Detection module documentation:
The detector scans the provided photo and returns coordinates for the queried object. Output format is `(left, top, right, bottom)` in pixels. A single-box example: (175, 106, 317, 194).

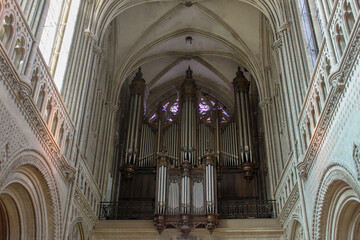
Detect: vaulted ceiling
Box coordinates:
(98, 0, 279, 112)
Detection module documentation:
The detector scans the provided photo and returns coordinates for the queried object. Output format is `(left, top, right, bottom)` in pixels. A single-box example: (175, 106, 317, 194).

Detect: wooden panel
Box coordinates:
(219, 172, 257, 199)
(119, 172, 155, 199)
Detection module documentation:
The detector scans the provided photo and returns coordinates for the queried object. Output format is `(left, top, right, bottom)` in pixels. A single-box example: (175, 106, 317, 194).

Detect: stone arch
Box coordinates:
(290, 218, 305, 240)
(334, 23, 346, 56)
(343, 0, 355, 36)
(68, 217, 86, 240)
(0, 149, 61, 239)
(12, 36, 26, 71)
(0, 13, 15, 50)
(312, 164, 360, 240)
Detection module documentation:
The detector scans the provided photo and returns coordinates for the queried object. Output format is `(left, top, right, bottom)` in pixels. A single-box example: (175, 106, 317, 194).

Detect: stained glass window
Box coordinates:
(149, 113, 157, 121)
(162, 102, 169, 111)
(170, 102, 179, 113)
(199, 103, 210, 115)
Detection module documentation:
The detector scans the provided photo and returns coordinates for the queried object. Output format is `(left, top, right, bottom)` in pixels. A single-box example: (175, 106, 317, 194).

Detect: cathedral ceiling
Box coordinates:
(97, 0, 279, 110)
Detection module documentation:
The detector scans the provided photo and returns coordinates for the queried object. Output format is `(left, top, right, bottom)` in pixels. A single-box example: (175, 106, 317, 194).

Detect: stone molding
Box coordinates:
(0, 45, 76, 184)
(278, 183, 300, 224)
(299, 19, 360, 179)
(353, 142, 360, 180)
(74, 185, 98, 227)
(312, 163, 360, 240)
(0, 149, 62, 239)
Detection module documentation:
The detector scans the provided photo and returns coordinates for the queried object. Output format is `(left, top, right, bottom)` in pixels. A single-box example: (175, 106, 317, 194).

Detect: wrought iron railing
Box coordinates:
(99, 199, 155, 220)
(218, 200, 276, 219)
(100, 199, 276, 220)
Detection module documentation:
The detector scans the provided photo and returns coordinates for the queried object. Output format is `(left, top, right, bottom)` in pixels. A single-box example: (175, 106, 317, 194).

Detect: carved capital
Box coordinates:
(84, 29, 97, 42)
(92, 44, 103, 55)
(259, 98, 272, 110)
(60, 161, 76, 183)
(105, 102, 118, 112)
(330, 71, 346, 90)
(272, 38, 283, 52)
(296, 161, 307, 180)
(277, 22, 290, 34)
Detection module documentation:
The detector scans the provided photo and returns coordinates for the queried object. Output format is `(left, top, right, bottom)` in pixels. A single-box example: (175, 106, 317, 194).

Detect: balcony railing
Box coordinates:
(99, 199, 155, 220)
(100, 199, 276, 220)
(218, 200, 276, 219)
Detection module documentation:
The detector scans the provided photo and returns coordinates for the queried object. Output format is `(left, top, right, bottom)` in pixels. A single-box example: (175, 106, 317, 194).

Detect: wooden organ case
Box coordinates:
(118, 67, 270, 237)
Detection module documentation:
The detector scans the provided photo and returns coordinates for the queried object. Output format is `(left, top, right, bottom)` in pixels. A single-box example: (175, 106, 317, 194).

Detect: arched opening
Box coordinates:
(0, 162, 57, 240)
(13, 37, 26, 71)
(322, 181, 360, 240)
(0, 15, 14, 50)
(51, 111, 58, 136)
(45, 100, 52, 124)
(290, 220, 305, 240)
(343, 1, 355, 35)
(0, 183, 36, 239)
(335, 24, 346, 56)
(69, 221, 85, 240)
(31, 68, 39, 98)
(36, 85, 46, 111)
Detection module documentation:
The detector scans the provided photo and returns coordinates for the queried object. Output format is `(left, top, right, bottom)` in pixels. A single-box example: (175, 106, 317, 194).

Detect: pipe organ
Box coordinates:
(120, 66, 263, 237)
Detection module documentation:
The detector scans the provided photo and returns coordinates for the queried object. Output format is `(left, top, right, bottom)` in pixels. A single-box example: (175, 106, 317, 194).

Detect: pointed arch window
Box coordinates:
(298, 0, 319, 67)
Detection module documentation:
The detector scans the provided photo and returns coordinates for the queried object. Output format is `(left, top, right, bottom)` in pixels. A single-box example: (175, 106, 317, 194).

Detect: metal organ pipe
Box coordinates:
(157, 118, 161, 153)
(125, 95, 134, 162)
(204, 148, 216, 214)
(245, 93, 253, 161)
(240, 92, 248, 151)
(236, 94, 244, 163)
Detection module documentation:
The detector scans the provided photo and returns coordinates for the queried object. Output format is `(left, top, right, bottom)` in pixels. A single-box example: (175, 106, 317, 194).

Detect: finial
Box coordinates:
(136, 67, 143, 78)
(186, 65, 193, 78)
(236, 66, 245, 78)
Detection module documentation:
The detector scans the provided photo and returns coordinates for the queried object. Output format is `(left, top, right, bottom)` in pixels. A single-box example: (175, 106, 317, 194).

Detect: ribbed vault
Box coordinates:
(95, 0, 278, 108)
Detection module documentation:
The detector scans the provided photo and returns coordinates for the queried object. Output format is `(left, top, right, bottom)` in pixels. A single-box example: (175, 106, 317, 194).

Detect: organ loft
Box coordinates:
(104, 66, 273, 237)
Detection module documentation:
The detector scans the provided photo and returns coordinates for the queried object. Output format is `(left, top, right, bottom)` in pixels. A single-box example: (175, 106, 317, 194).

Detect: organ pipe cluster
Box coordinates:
(233, 67, 257, 181)
(123, 67, 146, 180)
(180, 66, 197, 165)
(121, 66, 258, 236)
(155, 147, 169, 215)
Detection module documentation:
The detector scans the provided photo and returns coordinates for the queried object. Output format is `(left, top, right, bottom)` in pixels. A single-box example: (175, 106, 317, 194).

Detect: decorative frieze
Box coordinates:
(278, 183, 300, 224)
(299, 18, 360, 179)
